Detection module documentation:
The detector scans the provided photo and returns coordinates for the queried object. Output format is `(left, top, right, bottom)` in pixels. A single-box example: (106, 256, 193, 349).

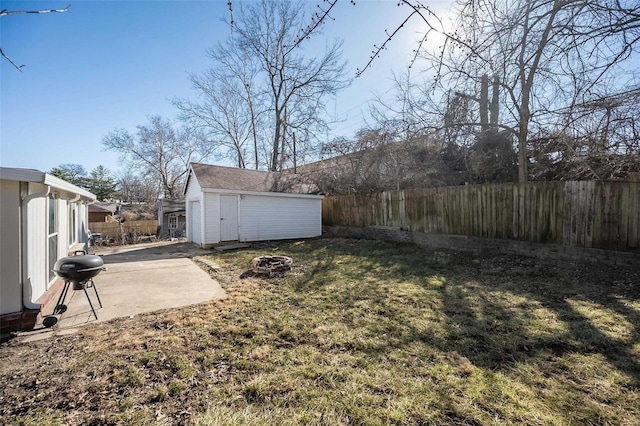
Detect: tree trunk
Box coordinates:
(490, 75, 499, 127)
(271, 111, 282, 171)
(480, 74, 489, 131)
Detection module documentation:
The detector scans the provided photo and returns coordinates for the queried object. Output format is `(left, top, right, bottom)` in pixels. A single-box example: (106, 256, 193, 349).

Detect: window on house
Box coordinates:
(68, 203, 77, 246)
(169, 215, 178, 238)
(48, 194, 58, 282)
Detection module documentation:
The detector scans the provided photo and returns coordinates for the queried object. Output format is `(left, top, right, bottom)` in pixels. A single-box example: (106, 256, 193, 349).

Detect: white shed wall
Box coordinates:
(190, 201, 202, 245)
(239, 195, 322, 242)
(0, 180, 22, 314)
(185, 175, 203, 244)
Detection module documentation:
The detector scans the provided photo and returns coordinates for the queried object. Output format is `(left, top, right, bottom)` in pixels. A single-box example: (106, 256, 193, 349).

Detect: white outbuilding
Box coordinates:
(184, 163, 323, 248)
(0, 167, 96, 332)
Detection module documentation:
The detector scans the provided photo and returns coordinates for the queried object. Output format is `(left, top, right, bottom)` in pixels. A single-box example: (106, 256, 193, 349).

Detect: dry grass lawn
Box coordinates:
(1, 237, 639, 425)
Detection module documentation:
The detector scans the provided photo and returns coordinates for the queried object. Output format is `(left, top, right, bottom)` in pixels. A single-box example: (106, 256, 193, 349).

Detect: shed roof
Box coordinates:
(93, 202, 119, 214)
(188, 163, 320, 195)
(88, 204, 113, 214)
(160, 199, 186, 215)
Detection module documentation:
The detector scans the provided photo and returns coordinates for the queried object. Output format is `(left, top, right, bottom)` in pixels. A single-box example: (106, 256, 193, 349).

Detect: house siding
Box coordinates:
(0, 169, 95, 331)
(0, 180, 22, 315)
(1, 182, 92, 316)
(239, 195, 322, 242)
(56, 197, 68, 270)
(25, 183, 48, 304)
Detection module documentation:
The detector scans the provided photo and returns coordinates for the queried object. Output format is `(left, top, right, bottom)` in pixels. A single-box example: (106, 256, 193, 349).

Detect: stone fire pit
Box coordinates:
(252, 255, 293, 277)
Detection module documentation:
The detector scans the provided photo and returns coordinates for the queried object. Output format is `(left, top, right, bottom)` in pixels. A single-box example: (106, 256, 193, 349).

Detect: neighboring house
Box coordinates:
(0, 167, 96, 332)
(184, 163, 323, 248)
(88, 203, 115, 222)
(158, 199, 186, 239)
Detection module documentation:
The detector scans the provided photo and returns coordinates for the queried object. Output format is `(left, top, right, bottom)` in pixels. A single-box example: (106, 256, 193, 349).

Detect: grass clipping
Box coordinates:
(1, 237, 639, 425)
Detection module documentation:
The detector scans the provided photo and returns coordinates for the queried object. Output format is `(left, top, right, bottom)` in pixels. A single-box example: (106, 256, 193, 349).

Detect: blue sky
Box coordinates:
(1, 0, 456, 176)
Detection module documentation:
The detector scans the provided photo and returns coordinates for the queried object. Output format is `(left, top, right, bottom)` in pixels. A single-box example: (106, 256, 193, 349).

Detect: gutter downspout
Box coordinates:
(68, 194, 87, 252)
(20, 185, 50, 310)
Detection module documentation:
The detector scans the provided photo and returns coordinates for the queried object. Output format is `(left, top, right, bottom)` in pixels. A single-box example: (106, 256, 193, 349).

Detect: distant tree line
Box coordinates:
(49, 164, 118, 201)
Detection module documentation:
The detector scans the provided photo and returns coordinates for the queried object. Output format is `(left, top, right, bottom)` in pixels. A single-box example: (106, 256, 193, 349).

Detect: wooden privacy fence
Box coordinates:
(88, 220, 158, 238)
(322, 180, 640, 252)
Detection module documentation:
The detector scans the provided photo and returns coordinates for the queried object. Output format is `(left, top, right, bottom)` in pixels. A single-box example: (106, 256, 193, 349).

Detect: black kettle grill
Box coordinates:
(53, 253, 105, 289)
(44, 251, 105, 327)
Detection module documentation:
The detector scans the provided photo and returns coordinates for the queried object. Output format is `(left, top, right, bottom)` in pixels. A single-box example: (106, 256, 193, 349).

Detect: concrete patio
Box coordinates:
(21, 240, 227, 342)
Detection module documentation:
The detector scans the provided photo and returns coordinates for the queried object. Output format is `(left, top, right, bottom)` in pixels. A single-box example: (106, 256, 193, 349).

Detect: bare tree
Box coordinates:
(102, 116, 213, 199)
(529, 88, 640, 180)
(175, 40, 264, 169)
(0, 5, 70, 71)
(298, 127, 466, 195)
(184, 0, 350, 171)
(437, 0, 640, 182)
(116, 170, 161, 203)
(291, 0, 639, 183)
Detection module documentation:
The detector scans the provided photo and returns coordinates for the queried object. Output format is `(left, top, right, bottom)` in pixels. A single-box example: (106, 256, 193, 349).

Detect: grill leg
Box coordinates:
(52, 281, 71, 315)
(87, 279, 102, 308)
(82, 284, 99, 321)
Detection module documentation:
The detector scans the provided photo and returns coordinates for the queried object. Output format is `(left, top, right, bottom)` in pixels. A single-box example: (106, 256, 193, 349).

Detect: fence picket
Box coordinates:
(323, 180, 637, 252)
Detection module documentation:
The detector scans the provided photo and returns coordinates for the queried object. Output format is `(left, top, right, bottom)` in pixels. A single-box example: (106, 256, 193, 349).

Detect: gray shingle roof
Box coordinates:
(189, 163, 320, 194)
(88, 204, 114, 213)
(160, 199, 186, 214)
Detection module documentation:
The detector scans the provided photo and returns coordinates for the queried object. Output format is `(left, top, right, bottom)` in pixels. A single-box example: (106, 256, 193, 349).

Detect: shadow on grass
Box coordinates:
(287, 237, 640, 387)
(95, 241, 209, 264)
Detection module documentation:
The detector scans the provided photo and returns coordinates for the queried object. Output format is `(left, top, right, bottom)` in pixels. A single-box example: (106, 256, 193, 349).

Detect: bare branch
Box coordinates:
(0, 46, 24, 72)
(292, 0, 340, 48)
(227, 0, 234, 29)
(0, 5, 70, 71)
(357, 0, 489, 78)
(0, 5, 70, 16)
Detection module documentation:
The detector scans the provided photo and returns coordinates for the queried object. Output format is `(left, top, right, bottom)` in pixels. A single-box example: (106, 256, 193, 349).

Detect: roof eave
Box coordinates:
(44, 174, 96, 200)
(201, 187, 324, 199)
(1, 167, 96, 201)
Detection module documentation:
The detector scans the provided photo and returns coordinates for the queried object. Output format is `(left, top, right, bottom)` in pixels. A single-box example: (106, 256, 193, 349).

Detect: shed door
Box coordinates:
(190, 201, 202, 245)
(220, 195, 238, 241)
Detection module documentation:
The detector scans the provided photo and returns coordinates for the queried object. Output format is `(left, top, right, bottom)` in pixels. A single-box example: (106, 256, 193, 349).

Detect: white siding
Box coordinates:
(185, 174, 202, 201)
(1, 172, 95, 318)
(25, 183, 48, 304)
(239, 195, 322, 242)
(78, 203, 89, 249)
(190, 201, 202, 245)
(185, 174, 203, 244)
(0, 180, 21, 314)
(203, 192, 220, 245)
(56, 197, 68, 262)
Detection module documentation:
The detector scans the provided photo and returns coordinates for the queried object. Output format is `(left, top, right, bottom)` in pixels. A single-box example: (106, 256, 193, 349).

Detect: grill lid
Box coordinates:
(53, 254, 104, 282)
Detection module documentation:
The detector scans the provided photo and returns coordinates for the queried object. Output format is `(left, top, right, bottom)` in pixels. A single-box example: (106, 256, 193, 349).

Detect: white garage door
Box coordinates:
(190, 201, 202, 245)
(239, 195, 322, 241)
